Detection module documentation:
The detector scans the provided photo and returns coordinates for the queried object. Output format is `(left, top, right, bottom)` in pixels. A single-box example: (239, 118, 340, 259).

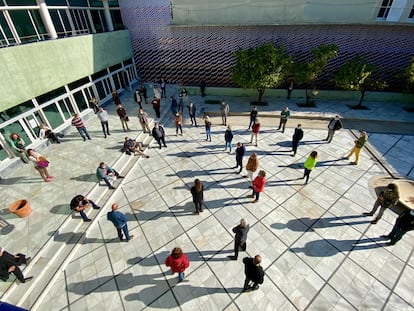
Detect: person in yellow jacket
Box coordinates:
(346, 131, 368, 165)
(303, 151, 318, 185)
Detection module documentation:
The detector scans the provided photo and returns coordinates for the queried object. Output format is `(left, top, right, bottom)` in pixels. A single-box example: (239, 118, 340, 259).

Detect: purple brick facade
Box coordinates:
(120, 0, 414, 90)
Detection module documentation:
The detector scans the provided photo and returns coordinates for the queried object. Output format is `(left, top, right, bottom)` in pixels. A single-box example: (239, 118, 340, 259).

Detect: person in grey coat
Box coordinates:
(228, 218, 250, 260)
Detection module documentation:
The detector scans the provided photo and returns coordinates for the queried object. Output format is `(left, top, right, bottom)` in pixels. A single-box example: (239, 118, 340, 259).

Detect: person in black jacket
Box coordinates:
(152, 123, 167, 149)
(382, 210, 414, 245)
(324, 115, 343, 143)
(242, 255, 264, 292)
(228, 218, 249, 260)
(224, 125, 234, 152)
(292, 123, 304, 156)
(190, 179, 204, 215)
(248, 106, 258, 130)
(234, 142, 246, 174)
(0, 247, 32, 283)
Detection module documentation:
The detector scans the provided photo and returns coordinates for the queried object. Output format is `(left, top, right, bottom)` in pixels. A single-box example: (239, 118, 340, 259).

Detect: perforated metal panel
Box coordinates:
(120, 0, 414, 90)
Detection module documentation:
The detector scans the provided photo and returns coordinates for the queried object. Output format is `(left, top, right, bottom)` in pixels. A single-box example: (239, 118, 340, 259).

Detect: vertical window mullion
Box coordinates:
(27, 10, 40, 41)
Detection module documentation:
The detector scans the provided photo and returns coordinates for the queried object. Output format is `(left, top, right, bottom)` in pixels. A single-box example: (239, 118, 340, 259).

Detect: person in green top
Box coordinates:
(346, 131, 368, 165)
(363, 183, 400, 224)
(277, 107, 290, 133)
(303, 151, 318, 185)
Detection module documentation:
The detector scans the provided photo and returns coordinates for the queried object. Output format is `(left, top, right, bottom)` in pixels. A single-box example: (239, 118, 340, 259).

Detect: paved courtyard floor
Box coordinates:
(1, 88, 414, 310)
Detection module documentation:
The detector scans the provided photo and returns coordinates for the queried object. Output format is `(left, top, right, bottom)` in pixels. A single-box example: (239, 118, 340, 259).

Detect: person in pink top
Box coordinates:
(247, 170, 266, 203)
(165, 247, 190, 282)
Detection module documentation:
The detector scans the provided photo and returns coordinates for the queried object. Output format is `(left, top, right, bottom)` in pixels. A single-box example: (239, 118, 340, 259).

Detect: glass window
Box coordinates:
(0, 101, 35, 125)
(108, 0, 119, 7)
(5, 0, 37, 5)
(124, 59, 133, 66)
(89, 0, 102, 7)
(90, 10, 106, 33)
(113, 73, 121, 90)
(9, 10, 37, 43)
(30, 10, 46, 36)
(377, 0, 393, 19)
(58, 98, 75, 120)
(95, 80, 106, 100)
(109, 63, 122, 72)
(36, 87, 66, 104)
(68, 77, 90, 90)
(68, 0, 88, 7)
(409, 5, 414, 19)
(0, 141, 9, 161)
(92, 69, 108, 80)
(73, 90, 88, 111)
(43, 103, 64, 128)
(0, 12, 16, 46)
(50, 10, 65, 35)
(45, 0, 67, 5)
(110, 10, 123, 30)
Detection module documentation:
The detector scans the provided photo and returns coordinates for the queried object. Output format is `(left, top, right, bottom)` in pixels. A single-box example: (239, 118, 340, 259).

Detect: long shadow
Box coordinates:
(316, 158, 350, 167)
(301, 140, 326, 145)
(70, 173, 98, 182)
(0, 177, 42, 185)
(49, 230, 119, 245)
(49, 204, 71, 215)
(67, 272, 241, 308)
(290, 237, 388, 257)
(271, 215, 371, 232)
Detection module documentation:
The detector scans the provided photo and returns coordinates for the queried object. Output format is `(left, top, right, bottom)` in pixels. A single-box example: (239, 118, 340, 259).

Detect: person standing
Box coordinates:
(116, 104, 130, 131)
(363, 183, 400, 224)
(178, 86, 188, 111)
(346, 131, 368, 165)
(250, 118, 261, 147)
(151, 96, 161, 118)
(153, 84, 161, 100)
(96, 162, 124, 189)
(248, 106, 258, 130)
(277, 107, 290, 133)
(89, 97, 100, 113)
(292, 124, 304, 156)
(224, 125, 234, 152)
(138, 108, 151, 134)
(188, 102, 197, 126)
(70, 195, 100, 222)
(287, 80, 294, 100)
(381, 210, 414, 246)
(242, 255, 264, 292)
(303, 151, 318, 185)
(139, 83, 148, 104)
(325, 115, 343, 143)
(247, 170, 266, 203)
(160, 78, 167, 98)
(165, 247, 190, 282)
(152, 123, 167, 149)
(134, 88, 143, 109)
(228, 218, 249, 260)
(97, 107, 110, 138)
(204, 115, 212, 142)
(245, 153, 259, 187)
(174, 112, 183, 136)
(71, 113, 91, 141)
(234, 142, 246, 174)
(200, 80, 206, 97)
(107, 203, 134, 241)
(9, 133, 29, 163)
(27, 149, 53, 182)
(112, 89, 121, 106)
(190, 179, 204, 215)
(170, 96, 178, 115)
(0, 247, 33, 283)
(220, 101, 229, 126)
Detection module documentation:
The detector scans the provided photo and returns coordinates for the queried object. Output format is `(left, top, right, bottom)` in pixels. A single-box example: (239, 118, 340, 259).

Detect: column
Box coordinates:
(37, 0, 58, 39)
(102, 0, 114, 31)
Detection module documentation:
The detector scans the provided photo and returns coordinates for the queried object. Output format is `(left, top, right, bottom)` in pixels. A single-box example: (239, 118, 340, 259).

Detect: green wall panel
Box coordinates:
(0, 30, 133, 111)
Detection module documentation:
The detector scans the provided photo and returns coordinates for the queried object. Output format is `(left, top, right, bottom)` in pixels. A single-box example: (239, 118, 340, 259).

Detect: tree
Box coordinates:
(404, 56, 414, 91)
(335, 55, 387, 108)
(232, 43, 292, 103)
(294, 44, 339, 105)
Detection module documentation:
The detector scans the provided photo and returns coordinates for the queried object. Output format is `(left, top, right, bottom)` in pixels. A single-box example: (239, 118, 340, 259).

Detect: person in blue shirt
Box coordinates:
(107, 203, 134, 242)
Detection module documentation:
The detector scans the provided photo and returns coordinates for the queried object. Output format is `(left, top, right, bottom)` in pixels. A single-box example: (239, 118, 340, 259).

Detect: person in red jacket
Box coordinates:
(250, 118, 261, 147)
(247, 170, 266, 203)
(165, 247, 190, 282)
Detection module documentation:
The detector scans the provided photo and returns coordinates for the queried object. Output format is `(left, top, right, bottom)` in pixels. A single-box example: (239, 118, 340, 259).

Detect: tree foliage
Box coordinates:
(232, 43, 292, 103)
(404, 56, 414, 91)
(335, 55, 387, 107)
(293, 44, 339, 105)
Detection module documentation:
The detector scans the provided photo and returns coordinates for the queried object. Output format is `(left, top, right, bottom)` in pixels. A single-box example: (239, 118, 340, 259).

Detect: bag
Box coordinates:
(36, 160, 49, 168)
(125, 116, 130, 122)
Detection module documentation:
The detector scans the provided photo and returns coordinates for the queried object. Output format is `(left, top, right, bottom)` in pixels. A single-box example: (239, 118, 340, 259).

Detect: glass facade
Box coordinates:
(0, 59, 137, 163)
(0, 0, 123, 45)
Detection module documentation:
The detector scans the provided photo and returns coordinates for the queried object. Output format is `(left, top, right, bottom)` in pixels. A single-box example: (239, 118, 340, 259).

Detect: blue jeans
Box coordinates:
(77, 126, 90, 140)
(206, 128, 211, 140)
(78, 199, 99, 221)
(225, 141, 232, 151)
(117, 224, 130, 240)
(102, 168, 120, 188)
(190, 115, 197, 126)
(252, 190, 260, 200)
(178, 272, 185, 281)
